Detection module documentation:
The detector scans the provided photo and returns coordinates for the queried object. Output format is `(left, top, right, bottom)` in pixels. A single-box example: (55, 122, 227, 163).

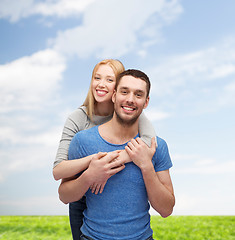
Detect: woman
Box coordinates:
(53, 59, 156, 240)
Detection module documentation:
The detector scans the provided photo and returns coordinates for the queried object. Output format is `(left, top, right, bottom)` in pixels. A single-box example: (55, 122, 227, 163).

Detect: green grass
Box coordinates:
(151, 216, 235, 240)
(0, 216, 234, 239)
(0, 216, 71, 240)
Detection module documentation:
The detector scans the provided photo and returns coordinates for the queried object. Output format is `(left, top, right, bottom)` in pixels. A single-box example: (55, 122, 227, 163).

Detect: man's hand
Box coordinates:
(125, 137, 156, 170)
(88, 151, 125, 194)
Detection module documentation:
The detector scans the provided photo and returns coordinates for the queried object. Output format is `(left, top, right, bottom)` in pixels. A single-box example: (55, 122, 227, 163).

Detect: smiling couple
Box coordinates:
(53, 59, 175, 240)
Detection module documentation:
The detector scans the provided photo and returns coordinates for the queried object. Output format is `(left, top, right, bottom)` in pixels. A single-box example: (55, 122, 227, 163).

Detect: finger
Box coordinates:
(104, 152, 119, 163)
(109, 164, 125, 176)
(109, 159, 125, 169)
(97, 152, 107, 159)
(125, 145, 132, 155)
(99, 182, 107, 194)
(127, 141, 134, 150)
(130, 138, 139, 147)
(91, 185, 96, 193)
(135, 137, 144, 145)
(113, 149, 122, 154)
(95, 185, 101, 195)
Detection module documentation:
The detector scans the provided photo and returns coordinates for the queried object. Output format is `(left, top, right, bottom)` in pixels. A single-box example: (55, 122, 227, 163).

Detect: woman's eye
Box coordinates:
(107, 78, 114, 82)
(94, 77, 100, 80)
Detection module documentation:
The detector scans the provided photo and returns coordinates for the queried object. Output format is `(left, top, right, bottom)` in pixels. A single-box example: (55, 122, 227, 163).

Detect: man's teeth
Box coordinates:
(123, 106, 134, 111)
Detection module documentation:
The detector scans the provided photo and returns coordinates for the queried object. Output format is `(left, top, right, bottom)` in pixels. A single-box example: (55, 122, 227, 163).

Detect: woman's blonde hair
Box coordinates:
(83, 59, 125, 119)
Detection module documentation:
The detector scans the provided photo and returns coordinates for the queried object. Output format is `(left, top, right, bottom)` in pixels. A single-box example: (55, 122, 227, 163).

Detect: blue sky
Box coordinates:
(0, 0, 235, 216)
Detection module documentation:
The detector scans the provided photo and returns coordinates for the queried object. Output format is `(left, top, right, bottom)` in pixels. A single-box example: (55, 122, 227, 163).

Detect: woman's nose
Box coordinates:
(98, 79, 105, 87)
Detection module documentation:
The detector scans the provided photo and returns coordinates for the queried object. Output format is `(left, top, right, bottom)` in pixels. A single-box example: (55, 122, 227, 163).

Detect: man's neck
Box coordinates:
(98, 116, 139, 145)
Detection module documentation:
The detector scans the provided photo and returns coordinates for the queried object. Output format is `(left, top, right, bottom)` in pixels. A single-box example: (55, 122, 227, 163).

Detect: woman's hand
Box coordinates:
(117, 149, 132, 163)
(89, 151, 125, 194)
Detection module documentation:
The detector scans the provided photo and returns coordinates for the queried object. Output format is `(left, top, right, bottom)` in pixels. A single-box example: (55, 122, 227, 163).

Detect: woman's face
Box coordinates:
(92, 64, 116, 103)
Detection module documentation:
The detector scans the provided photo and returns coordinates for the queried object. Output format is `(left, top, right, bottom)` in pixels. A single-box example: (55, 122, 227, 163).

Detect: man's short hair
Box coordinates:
(116, 69, 151, 97)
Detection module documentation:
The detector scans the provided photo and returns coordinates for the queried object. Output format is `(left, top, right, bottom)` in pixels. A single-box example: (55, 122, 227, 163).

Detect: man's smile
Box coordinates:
(122, 105, 136, 112)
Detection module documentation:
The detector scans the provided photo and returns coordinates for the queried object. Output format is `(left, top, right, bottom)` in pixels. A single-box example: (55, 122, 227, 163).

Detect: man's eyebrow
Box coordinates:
(135, 89, 144, 94)
(119, 86, 129, 89)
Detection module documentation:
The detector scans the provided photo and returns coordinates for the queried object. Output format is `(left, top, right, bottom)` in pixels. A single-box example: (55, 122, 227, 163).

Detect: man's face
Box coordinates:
(112, 75, 149, 125)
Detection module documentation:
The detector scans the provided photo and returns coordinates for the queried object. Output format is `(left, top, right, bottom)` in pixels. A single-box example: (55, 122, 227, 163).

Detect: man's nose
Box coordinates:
(126, 93, 134, 103)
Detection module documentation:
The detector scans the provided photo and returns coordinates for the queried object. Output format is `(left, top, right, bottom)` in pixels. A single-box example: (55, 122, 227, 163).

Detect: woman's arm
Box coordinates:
(53, 107, 113, 181)
(138, 112, 157, 148)
(53, 108, 89, 180)
(53, 155, 95, 181)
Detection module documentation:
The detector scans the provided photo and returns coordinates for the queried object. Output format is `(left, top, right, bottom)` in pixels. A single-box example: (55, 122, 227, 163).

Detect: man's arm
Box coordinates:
(59, 171, 91, 204)
(59, 152, 126, 204)
(141, 167, 175, 217)
(125, 137, 175, 218)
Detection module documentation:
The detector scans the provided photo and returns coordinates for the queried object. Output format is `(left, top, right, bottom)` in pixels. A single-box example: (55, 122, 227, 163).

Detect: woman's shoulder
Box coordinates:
(68, 106, 87, 119)
(64, 106, 90, 130)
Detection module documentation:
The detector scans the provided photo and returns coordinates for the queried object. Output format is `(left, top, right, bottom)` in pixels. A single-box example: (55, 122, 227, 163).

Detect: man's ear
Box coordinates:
(112, 90, 116, 103)
(143, 96, 149, 109)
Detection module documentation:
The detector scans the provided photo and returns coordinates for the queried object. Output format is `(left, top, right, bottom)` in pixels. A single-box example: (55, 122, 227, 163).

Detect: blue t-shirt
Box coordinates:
(69, 125, 172, 240)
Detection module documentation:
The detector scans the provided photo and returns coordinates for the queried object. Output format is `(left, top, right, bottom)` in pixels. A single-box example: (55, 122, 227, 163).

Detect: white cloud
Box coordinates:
(0, 0, 183, 58)
(145, 108, 170, 121)
(0, 195, 67, 215)
(0, 48, 66, 112)
(176, 160, 235, 175)
(173, 193, 235, 215)
(147, 37, 235, 114)
(173, 153, 235, 175)
(150, 45, 235, 96)
(0, 0, 96, 22)
(32, 0, 96, 18)
(217, 81, 235, 107)
(52, 0, 183, 58)
(0, 0, 33, 22)
(208, 64, 235, 79)
(0, 49, 67, 179)
(0, 125, 62, 181)
(151, 191, 235, 215)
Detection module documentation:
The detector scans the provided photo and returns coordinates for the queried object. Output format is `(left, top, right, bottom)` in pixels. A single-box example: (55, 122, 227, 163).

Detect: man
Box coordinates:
(59, 69, 175, 240)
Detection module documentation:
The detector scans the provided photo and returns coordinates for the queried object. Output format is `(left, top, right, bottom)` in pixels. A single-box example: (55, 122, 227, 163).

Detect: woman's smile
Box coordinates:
(96, 89, 108, 97)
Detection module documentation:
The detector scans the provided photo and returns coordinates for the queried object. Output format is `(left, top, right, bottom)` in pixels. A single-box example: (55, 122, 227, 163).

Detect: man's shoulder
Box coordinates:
(74, 125, 98, 139)
(70, 126, 99, 152)
(153, 136, 172, 171)
(156, 136, 168, 150)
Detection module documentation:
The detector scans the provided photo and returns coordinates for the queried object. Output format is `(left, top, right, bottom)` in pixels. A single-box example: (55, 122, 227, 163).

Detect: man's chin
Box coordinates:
(116, 113, 138, 126)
